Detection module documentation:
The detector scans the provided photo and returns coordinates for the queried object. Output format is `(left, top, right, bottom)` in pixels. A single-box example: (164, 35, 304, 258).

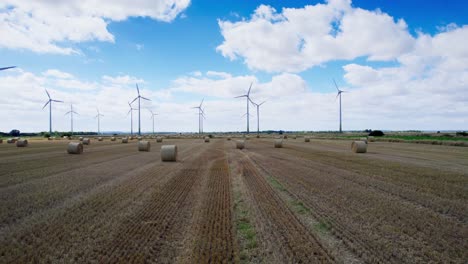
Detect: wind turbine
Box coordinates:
(235, 83, 253, 134)
(191, 99, 204, 134)
(42, 89, 63, 134)
(148, 109, 158, 135)
(250, 100, 266, 136)
(95, 108, 104, 135)
(65, 104, 78, 135)
(334, 79, 347, 133)
(0, 66, 16, 71)
(130, 84, 150, 135)
(127, 102, 137, 136)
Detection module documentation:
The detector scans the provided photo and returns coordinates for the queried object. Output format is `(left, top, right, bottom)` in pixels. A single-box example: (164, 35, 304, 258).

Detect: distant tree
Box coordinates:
(9, 129, 20, 136)
(369, 130, 384, 137)
(43, 132, 51, 138)
(456, 131, 468, 137)
(279, 130, 284, 135)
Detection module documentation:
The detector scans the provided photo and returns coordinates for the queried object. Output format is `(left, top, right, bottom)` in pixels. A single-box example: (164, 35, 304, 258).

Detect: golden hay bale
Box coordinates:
(82, 138, 90, 145)
(351, 141, 367, 153)
(16, 139, 28, 147)
(67, 142, 83, 154)
(121, 137, 129, 143)
(156, 136, 163, 143)
(283, 135, 288, 139)
(52, 137, 58, 140)
(204, 137, 210, 143)
(79, 137, 84, 141)
(137, 136, 142, 141)
(274, 139, 283, 148)
(304, 137, 310, 142)
(98, 137, 103, 141)
(161, 145, 177, 161)
(138, 140, 151, 152)
(0, 139, 2, 144)
(236, 140, 245, 149)
(360, 137, 368, 144)
(110, 137, 116, 141)
(293, 135, 297, 139)
(227, 137, 231, 141)
(47, 137, 52, 141)
(367, 136, 375, 142)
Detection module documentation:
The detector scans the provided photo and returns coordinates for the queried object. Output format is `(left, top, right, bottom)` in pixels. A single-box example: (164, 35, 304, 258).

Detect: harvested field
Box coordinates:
(0, 138, 467, 263)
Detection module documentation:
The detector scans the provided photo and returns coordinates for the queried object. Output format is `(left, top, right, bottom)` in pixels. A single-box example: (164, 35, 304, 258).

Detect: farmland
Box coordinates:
(1, 138, 467, 263)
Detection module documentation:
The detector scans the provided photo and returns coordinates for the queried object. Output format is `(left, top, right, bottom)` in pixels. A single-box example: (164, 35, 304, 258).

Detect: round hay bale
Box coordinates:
(360, 137, 368, 144)
(137, 136, 142, 141)
(236, 140, 245, 149)
(138, 141, 151, 152)
(161, 145, 177, 161)
(156, 136, 163, 143)
(53, 137, 58, 140)
(227, 137, 231, 141)
(79, 137, 84, 141)
(293, 135, 297, 139)
(47, 137, 52, 141)
(82, 138, 90, 145)
(110, 137, 116, 141)
(204, 137, 210, 143)
(304, 137, 310, 142)
(67, 142, 83, 154)
(283, 135, 288, 139)
(0, 139, 3, 144)
(98, 137, 103, 141)
(274, 139, 283, 148)
(121, 137, 128, 143)
(16, 139, 28, 147)
(351, 141, 367, 153)
(7, 138, 16, 144)
(367, 136, 375, 142)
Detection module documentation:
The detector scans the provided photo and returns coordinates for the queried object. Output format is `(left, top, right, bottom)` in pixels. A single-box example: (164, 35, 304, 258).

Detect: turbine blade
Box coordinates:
(127, 109, 131, 115)
(52, 100, 63, 103)
(65, 111, 71, 115)
(234, 95, 246, 98)
(335, 92, 340, 100)
(247, 82, 253, 95)
(42, 100, 50, 109)
(45, 89, 51, 99)
(0, 66, 16, 71)
(130, 97, 138, 104)
(141, 96, 151, 101)
(200, 98, 204, 107)
(136, 83, 140, 95)
(259, 101, 266, 106)
(333, 79, 339, 91)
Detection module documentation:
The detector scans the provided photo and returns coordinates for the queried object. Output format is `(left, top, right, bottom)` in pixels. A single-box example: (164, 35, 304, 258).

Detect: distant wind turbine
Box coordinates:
(334, 79, 347, 133)
(250, 100, 266, 136)
(0, 66, 16, 71)
(148, 109, 158, 135)
(95, 108, 104, 135)
(130, 84, 150, 135)
(191, 99, 204, 134)
(127, 101, 137, 136)
(42, 89, 63, 134)
(235, 82, 253, 134)
(65, 104, 78, 135)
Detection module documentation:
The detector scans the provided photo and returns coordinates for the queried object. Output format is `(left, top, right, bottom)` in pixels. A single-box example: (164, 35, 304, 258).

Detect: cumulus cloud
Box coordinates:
(217, 0, 414, 72)
(0, 0, 191, 54)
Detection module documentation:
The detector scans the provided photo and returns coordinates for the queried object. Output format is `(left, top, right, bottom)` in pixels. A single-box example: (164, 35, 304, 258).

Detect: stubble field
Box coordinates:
(1, 137, 467, 263)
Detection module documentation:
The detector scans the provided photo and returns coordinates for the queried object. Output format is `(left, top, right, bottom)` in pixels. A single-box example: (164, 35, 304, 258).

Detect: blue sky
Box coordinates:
(1, 0, 467, 132)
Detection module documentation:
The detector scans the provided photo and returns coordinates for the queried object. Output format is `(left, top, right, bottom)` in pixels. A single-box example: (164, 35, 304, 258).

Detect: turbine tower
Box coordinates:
(65, 104, 78, 135)
(95, 108, 104, 135)
(235, 83, 253, 134)
(334, 79, 347, 133)
(148, 109, 158, 135)
(130, 84, 150, 136)
(127, 102, 137, 136)
(0, 66, 16, 71)
(251, 100, 266, 136)
(42, 89, 63, 134)
(191, 99, 204, 134)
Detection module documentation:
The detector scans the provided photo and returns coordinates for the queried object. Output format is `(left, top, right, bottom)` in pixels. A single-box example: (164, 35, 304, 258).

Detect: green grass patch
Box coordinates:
(233, 192, 258, 262)
(267, 176, 286, 192)
(290, 200, 310, 215)
(314, 220, 332, 234)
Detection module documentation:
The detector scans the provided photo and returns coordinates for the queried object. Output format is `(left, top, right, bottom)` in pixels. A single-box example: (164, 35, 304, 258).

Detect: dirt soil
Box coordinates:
(1, 138, 466, 263)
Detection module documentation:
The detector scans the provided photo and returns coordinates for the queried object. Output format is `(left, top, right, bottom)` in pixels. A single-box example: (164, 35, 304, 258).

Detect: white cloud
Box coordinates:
(0, 0, 191, 54)
(217, 0, 414, 72)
